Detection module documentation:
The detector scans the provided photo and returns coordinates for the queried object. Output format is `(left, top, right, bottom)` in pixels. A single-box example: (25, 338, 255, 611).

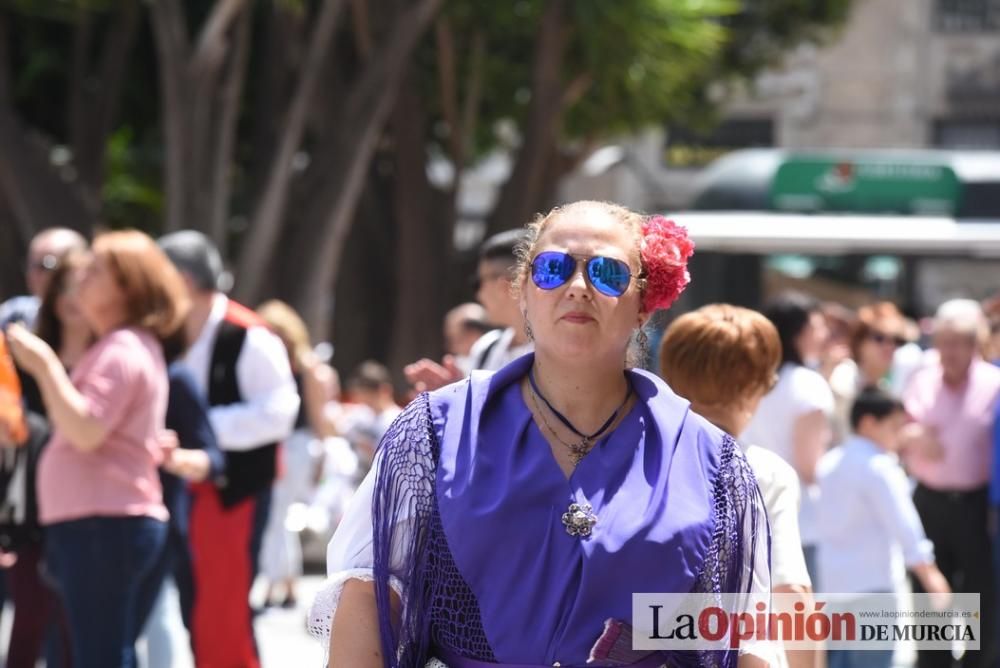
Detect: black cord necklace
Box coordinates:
(527, 367, 632, 462)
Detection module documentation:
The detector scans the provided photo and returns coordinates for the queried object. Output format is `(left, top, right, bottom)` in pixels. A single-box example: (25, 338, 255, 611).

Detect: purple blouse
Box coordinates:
(371, 354, 768, 668)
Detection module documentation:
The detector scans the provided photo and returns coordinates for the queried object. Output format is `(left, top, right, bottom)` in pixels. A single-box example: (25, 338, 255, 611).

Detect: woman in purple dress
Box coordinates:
(309, 201, 771, 668)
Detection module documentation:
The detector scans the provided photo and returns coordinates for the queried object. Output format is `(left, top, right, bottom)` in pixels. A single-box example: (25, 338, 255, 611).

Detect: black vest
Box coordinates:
(208, 318, 278, 507)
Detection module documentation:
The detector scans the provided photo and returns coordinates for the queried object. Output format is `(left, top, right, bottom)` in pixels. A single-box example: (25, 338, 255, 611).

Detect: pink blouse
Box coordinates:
(903, 358, 1000, 492)
(38, 327, 169, 524)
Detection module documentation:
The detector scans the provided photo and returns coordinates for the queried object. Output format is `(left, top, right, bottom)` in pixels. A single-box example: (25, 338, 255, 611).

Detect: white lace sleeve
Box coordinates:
(307, 450, 413, 647)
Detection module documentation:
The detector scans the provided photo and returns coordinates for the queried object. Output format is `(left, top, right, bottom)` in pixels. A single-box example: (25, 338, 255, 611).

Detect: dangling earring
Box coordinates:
(634, 327, 649, 367)
(525, 319, 535, 342)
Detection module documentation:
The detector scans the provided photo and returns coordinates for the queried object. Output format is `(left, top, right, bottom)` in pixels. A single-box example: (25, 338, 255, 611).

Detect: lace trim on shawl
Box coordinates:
(371, 391, 496, 667)
(687, 432, 772, 668)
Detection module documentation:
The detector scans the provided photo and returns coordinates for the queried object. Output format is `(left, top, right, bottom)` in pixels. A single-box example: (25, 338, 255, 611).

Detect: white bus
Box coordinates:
(668, 148, 1000, 315)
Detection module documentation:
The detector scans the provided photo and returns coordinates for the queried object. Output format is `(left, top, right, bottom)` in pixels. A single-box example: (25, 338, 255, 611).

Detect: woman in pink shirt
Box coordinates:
(7, 230, 189, 668)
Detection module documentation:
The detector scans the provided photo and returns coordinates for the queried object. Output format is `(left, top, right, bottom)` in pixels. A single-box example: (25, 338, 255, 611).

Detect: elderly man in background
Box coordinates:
(159, 230, 299, 668)
(902, 298, 1000, 668)
(0, 228, 87, 328)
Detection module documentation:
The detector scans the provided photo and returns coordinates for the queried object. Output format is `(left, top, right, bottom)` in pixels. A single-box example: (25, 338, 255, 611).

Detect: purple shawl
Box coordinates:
(372, 354, 768, 667)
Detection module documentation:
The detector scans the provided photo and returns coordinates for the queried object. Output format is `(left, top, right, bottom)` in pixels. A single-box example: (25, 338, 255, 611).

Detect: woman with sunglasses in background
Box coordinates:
(828, 302, 910, 442)
(310, 201, 771, 668)
(6, 230, 188, 668)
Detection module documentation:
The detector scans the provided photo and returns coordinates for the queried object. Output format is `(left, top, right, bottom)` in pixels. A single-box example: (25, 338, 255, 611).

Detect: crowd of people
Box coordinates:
(1, 201, 999, 668)
(311, 201, 1000, 668)
(0, 227, 399, 667)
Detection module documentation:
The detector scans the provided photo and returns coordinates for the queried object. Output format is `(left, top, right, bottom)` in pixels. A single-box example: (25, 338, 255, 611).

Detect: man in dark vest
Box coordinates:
(159, 231, 299, 668)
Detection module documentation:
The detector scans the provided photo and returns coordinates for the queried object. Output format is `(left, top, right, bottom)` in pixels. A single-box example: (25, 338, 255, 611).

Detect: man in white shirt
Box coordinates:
(159, 230, 299, 668)
(405, 229, 532, 391)
(817, 387, 950, 668)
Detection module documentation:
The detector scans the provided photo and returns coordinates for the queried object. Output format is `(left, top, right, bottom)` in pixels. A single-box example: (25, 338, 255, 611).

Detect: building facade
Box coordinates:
(559, 0, 1000, 211)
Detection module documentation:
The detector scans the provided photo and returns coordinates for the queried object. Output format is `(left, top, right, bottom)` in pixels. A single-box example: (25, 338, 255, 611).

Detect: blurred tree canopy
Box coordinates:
(0, 0, 851, 379)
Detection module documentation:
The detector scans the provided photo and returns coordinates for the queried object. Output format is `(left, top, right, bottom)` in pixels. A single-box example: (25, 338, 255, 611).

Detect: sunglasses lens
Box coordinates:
(531, 252, 575, 290)
(587, 257, 631, 297)
(871, 332, 903, 347)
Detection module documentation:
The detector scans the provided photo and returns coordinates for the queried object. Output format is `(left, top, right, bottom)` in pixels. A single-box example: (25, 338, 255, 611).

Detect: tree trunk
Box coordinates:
(330, 171, 397, 377)
(149, 0, 249, 240)
(148, 0, 191, 234)
(385, 67, 451, 381)
(258, 0, 444, 335)
(0, 13, 91, 238)
(232, 0, 347, 299)
(486, 0, 570, 235)
(246, 4, 304, 200)
(68, 0, 140, 213)
(205, 7, 252, 248)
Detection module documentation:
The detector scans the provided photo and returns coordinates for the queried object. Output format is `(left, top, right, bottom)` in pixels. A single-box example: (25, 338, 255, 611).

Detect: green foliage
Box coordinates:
(425, 0, 851, 159)
(565, 0, 739, 137)
(718, 0, 853, 73)
(101, 127, 164, 232)
(3, 0, 852, 232)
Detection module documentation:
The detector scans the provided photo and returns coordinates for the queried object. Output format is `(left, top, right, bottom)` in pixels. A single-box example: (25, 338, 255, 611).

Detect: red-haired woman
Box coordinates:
(7, 230, 188, 668)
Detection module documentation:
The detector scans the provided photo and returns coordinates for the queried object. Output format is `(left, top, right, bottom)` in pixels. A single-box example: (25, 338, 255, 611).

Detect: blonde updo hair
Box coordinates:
(257, 299, 313, 370)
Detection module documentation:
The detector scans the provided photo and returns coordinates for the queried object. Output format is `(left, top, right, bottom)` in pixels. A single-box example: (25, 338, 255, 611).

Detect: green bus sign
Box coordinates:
(770, 158, 962, 215)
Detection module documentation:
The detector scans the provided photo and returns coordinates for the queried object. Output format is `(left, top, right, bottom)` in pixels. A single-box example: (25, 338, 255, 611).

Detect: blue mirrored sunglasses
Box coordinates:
(530, 251, 632, 297)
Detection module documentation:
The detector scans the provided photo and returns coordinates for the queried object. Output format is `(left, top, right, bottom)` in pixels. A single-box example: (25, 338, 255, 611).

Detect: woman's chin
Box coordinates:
(543, 336, 612, 361)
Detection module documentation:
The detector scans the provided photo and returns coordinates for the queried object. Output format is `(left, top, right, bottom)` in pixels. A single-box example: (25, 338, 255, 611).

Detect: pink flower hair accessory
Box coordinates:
(639, 215, 695, 313)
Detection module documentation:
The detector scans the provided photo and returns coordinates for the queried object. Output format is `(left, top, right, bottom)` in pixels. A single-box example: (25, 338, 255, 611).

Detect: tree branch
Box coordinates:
(233, 0, 347, 300)
(434, 18, 461, 170)
(95, 0, 140, 138)
(277, 0, 444, 330)
(191, 0, 248, 76)
(206, 6, 252, 250)
(69, 8, 93, 165)
(149, 0, 192, 232)
(247, 3, 302, 196)
(487, 0, 571, 234)
(73, 0, 139, 201)
(562, 71, 592, 109)
(350, 0, 373, 61)
(459, 29, 485, 170)
(188, 1, 250, 211)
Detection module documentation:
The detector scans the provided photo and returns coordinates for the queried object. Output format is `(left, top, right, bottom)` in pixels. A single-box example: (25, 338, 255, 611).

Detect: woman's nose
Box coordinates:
(564, 261, 591, 298)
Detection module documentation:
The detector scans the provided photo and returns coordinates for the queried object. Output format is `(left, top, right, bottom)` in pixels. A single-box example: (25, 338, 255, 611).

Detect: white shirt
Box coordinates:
(0, 295, 40, 329)
(816, 436, 935, 594)
(467, 327, 533, 372)
(180, 293, 299, 451)
(742, 362, 834, 545)
(743, 444, 811, 589)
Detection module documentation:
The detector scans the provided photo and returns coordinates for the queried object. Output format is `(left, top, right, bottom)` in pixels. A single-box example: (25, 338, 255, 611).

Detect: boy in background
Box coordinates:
(817, 387, 950, 668)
